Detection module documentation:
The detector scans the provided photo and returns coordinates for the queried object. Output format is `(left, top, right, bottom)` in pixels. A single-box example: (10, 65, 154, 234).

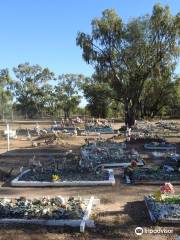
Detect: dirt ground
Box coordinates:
(0, 121, 179, 240)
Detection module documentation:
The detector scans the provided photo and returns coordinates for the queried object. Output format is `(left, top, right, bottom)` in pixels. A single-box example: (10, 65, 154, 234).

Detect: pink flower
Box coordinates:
(160, 182, 175, 194)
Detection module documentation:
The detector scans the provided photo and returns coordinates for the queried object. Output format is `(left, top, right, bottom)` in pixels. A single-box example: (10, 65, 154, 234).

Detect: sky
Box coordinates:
(0, 0, 179, 105)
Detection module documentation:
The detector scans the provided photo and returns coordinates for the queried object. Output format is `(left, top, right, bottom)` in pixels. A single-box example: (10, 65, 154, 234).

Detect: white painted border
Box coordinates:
(0, 196, 99, 232)
(144, 143, 176, 150)
(97, 160, 144, 169)
(11, 169, 115, 187)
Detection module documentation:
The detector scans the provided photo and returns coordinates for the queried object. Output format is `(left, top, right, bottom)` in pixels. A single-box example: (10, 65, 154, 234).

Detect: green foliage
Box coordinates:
(165, 77, 180, 116)
(83, 80, 112, 118)
(13, 63, 55, 118)
(0, 69, 13, 120)
(108, 100, 124, 118)
(77, 4, 180, 126)
(139, 69, 176, 118)
(154, 194, 180, 204)
(162, 196, 180, 204)
(54, 74, 84, 118)
(153, 190, 163, 202)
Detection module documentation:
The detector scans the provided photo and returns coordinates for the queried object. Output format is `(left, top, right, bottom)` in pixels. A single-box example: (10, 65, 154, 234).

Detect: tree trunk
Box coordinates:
(124, 99, 136, 127)
(2, 109, 4, 122)
(25, 111, 28, 120)
(64, 110, 70, 119)
(124, 99, 129, 126)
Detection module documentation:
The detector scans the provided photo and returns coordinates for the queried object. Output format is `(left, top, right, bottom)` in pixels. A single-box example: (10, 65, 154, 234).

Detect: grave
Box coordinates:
(80, 140, 144, 169)
(11, 168, 115, 187)
(145, 195, 180, 223)
(0, 196, 99, 232)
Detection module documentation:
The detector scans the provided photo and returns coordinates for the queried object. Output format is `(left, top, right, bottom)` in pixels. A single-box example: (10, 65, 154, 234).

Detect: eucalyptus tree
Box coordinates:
(13, 63, 55, 118)
(82, 76, 112, 118)
(139, 67, 176, 118)
(0, 69, 13, 120)
(55, 74, 84, 118)
(77, 4, 180, 126)
(166, 76, 180, 116)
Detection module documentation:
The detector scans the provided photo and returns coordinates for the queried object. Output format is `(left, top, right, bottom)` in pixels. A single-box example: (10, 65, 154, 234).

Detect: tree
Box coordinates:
(13, 63, 55, 118)
(54, 74, 84, 118)
(34, 84, 57, 117)
(83, 77, 112, 118)
(108, 100, 124, 118)
(0, 69, 13, 120)
(139, 66, 176, 118)
(165, 76, 180, 117)
(77, 5, 180, 126)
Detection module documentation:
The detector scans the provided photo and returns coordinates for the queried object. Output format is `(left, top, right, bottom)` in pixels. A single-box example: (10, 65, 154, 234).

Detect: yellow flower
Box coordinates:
(153, 190, 162, 201)
(52, 174, 60, 181)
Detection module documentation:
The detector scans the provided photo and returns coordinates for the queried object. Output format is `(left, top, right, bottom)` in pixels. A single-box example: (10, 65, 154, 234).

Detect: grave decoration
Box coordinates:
(11, 154, 115, 187)
(18, 167, 108, 182)
(155, 121, 180, 132)
(165, 153, 180, 169)
(144, 183, 180, 223)
(85, 120, 113, 134)
(133, 165, 180, 183)
(0, 196, 85, 220)
(117, 120, 180, 143)
(0, 196, 99, 232)
(80, 140, 144, 169)
(52, 174, 60, 181)
(132, 120, 180, 139)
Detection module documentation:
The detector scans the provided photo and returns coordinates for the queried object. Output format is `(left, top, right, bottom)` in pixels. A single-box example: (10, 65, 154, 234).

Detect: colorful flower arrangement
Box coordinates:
(160, 182, 175, 194)
(153, 182, 175, 202)
(51, 174, 60, 181)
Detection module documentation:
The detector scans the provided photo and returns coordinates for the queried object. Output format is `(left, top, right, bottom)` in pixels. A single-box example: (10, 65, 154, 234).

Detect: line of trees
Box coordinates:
(0, 4, 180, 124)
(1, 63, 87, 119)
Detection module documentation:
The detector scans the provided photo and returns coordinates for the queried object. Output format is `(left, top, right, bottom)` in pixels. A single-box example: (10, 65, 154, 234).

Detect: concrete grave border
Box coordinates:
(125, 178, 180, 185)
(144, 143, 176, 151)
(96, 159, 145, 169)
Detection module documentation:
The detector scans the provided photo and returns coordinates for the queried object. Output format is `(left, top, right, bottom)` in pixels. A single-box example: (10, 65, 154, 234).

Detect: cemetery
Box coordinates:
(0, 119, 179, 237)
(0, 1, 179, 239)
